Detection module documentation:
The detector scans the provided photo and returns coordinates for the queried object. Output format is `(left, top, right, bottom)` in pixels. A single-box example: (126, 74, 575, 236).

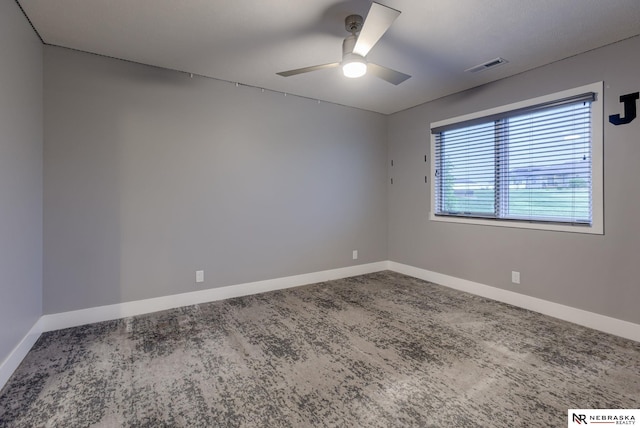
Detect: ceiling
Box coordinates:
(19, 0, 640, 114)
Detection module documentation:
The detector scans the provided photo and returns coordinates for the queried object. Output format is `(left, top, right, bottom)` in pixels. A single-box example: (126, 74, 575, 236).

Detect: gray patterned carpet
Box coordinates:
(1, 271, 639, 427)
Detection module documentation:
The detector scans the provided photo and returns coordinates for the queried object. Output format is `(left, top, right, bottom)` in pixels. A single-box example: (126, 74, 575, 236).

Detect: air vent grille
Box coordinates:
(465, 57, 508, 73)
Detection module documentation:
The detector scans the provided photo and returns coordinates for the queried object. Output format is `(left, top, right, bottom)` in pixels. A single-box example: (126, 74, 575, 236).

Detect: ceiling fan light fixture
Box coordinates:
(342, 53, 367, 78)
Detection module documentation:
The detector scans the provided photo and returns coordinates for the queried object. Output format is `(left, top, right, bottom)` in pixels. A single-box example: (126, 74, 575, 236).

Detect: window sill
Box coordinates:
(429, 212, 603, 235)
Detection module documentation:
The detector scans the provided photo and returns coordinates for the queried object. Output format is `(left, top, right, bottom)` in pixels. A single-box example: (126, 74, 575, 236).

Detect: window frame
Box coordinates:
(429, 82, 604, 235)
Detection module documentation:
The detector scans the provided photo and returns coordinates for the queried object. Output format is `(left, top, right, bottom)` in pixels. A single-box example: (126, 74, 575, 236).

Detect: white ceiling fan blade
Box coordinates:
(368, 63, 411, 85)
(352, 2, 400, 57)
(277, 63, 340, 77)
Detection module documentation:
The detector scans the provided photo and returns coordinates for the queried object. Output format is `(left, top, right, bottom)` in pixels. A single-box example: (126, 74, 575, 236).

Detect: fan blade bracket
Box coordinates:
(353, 2, 401, 57)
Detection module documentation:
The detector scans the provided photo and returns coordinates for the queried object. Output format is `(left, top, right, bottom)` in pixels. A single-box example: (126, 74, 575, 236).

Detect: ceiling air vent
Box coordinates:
(465, 57, 508, 73)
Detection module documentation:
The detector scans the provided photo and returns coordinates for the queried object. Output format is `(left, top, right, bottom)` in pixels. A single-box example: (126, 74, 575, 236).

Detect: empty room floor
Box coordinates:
(1, 271, 639, 427)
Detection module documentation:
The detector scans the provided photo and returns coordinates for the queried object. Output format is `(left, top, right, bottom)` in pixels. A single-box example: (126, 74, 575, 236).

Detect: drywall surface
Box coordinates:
(0, 3, 43, 362)
(43, 46, 387, 313)
(388, 35, 640, 324)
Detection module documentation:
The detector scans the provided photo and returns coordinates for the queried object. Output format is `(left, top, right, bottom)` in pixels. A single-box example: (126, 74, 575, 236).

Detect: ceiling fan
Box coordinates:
(277, 2, 411, 85)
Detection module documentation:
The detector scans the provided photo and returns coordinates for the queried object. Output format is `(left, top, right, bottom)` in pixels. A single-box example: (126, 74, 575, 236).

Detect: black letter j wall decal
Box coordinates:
(609, 92, 639, 125)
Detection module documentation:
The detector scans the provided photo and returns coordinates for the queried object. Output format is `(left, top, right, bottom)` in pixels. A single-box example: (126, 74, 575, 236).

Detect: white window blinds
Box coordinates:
(432, 92, 595, 225)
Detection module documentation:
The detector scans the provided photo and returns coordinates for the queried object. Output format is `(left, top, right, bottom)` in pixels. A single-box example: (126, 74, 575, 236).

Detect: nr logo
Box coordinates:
(573, 413, 588, 424)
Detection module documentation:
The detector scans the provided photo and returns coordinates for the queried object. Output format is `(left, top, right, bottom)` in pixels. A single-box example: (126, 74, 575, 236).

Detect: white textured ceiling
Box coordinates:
(19, 0, 640, 114)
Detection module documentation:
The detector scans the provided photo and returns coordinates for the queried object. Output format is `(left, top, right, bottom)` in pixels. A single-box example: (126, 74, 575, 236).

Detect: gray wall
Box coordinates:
(43, 46, 388, 314)
(388, 35, 640, 325)
(0, 2, 43, 362)
(39, 33, 640, 326)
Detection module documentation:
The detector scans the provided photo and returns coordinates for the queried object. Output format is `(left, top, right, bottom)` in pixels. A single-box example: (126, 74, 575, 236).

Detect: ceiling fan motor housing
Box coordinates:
(342, 34, 366, 78)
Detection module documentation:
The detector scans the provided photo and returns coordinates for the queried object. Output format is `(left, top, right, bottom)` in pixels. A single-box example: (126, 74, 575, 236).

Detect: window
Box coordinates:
(430, 82, 603, 234)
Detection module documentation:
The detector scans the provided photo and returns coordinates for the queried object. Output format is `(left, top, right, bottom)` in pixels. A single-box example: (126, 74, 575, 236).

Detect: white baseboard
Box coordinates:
(0, 261, 387, 390)
(0, 319, 43, 391)
(39, 261, 389, 333)
(4, 259, 639, 391)
(388, 261, 640, 343)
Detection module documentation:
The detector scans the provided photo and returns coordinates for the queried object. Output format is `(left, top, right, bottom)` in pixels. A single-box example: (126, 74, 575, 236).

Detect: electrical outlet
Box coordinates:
(352, 250, 358, 260)
(196, 270, 204, 283)
(511, 271, 520, 284)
